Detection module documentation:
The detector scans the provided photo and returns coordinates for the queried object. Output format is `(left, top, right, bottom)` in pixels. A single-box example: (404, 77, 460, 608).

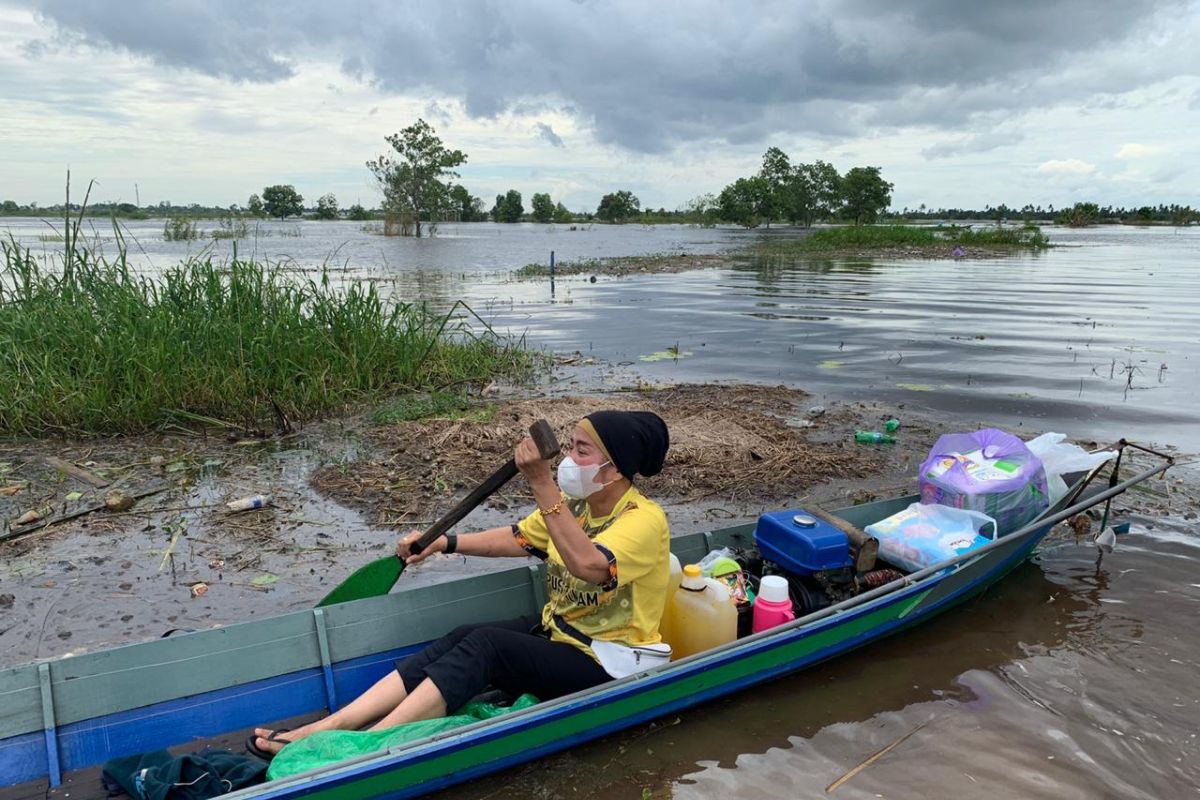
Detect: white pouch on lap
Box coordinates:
(590, 640, 672, 678)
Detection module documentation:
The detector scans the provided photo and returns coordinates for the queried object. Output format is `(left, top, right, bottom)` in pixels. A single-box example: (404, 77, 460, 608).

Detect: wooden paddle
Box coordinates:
(316, 419, 560, 607)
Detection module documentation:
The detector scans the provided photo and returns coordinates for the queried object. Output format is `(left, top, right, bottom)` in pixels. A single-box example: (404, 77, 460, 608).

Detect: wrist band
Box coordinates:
(443, 534, 457, 554)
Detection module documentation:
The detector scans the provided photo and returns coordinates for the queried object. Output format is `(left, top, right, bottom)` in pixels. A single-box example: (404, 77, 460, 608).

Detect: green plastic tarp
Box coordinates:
(266, 694, 539, 780)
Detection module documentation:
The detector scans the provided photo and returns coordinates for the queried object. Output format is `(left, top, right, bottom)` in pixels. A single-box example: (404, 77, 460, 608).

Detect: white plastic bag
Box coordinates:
(1025, 433, 1116, 504)
(865, 503, 997, 573)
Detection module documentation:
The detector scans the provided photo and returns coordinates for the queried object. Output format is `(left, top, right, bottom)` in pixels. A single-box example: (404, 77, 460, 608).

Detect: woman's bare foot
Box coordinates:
(251, 719, 327, 756)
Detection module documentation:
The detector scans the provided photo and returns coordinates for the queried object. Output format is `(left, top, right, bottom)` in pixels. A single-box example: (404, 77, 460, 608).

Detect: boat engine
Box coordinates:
(752, 509, 863, 615)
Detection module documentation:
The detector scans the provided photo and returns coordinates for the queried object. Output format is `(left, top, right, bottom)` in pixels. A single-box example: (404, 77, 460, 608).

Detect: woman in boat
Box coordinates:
(249, 410, 672, 758)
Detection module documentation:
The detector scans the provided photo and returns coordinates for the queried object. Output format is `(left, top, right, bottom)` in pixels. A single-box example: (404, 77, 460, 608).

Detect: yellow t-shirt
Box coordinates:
(514, 485, 670, 657)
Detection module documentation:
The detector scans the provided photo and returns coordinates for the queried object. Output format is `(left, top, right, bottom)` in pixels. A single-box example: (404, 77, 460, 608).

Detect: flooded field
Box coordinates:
(1, 218, 1197, 799)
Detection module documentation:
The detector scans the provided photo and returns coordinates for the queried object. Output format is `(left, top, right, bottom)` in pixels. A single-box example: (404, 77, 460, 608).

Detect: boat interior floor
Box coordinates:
(0, 712, 320, 800)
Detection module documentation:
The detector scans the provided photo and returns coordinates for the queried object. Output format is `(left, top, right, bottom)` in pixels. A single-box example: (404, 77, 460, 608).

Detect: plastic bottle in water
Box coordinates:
(854, 431, 896, 444)
(226, 493, 273, 512)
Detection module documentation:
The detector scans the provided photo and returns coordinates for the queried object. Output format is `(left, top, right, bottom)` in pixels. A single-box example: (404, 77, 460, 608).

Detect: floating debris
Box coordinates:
(190, 582, 209, 598)
(227, 494, 273, 512)
(105, 490, 136, 512)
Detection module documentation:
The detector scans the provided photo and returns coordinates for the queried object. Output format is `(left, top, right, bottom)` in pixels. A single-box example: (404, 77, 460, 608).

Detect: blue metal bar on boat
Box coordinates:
(312, 609, 337, 712)
(37, 664, 61, 788)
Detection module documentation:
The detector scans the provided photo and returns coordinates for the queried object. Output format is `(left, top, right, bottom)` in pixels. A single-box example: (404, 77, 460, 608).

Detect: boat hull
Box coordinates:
(0, 493, 1061, 798)
(250, 511, 1049, 799)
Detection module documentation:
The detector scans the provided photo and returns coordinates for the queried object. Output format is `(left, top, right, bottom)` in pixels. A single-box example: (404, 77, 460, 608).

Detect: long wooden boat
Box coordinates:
(0, 460, 1168, 799)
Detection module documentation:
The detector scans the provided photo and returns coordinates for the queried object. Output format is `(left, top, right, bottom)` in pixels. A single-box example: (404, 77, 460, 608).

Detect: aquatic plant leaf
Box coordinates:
(819, 360, 842, 369)
(251, 574, 280, 587)
(896, 383, 935, 392)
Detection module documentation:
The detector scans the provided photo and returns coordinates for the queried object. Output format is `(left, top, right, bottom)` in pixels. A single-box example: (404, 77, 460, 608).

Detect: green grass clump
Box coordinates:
(372, 392, 496, 424)
(0, 240, 532, 435)
(163, 217, 199, 241)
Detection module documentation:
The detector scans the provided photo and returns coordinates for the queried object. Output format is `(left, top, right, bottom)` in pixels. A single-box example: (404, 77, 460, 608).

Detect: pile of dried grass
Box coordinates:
(312, 385, 882, 528)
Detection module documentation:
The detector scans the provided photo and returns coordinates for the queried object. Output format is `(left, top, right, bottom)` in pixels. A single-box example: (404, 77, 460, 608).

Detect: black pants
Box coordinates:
(394, 615, 611, 713)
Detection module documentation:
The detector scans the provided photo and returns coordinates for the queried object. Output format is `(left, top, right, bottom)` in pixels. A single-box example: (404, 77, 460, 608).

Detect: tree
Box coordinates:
(314, 193, 339, 220)
(246, 193, 265, 218)
(1056, 201, 1100, 227)
(2, 200, 20, 214)
(491, 190, 524, 223)
(346, 203, 371, 221)
(717, 176, 772, 228)
(839, 166, 892, 225)
(366, 119, 467, 237)
(261, 185, 304, 219)
(448, 185, 487, 222)
(756, 147, 791, 225)
(681, 193, 720, 226)
(552, 202, 574, 223)
(596, 190, 640, 223)
(775, 160, 841, 227)
(531, 192, 554, 223)
(801, 160, 841, 224)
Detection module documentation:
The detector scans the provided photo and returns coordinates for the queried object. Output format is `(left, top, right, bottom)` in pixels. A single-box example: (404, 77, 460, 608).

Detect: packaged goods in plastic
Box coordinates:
(865, 503, 997, 573)
(919, 428, 1048, 534)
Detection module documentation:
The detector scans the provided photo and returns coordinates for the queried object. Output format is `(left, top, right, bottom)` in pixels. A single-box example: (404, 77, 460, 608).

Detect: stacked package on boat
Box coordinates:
(917, 428, 1049, 535)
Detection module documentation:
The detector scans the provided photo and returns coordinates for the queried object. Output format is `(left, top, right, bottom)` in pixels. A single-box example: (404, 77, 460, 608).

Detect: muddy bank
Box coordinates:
(312, 384, 895, 525)
(0, 381, 931, 667)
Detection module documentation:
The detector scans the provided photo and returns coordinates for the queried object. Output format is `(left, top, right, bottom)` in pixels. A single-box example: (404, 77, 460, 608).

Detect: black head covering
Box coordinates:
(582, 410, 670, 480)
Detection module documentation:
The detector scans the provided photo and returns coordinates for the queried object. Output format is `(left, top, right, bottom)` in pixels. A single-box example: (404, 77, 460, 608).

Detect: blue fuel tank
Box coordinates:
(754, 509, 853, 575)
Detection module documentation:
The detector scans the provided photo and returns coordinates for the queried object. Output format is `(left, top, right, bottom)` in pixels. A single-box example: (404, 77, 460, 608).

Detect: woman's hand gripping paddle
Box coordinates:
(316, 420, 560, 607)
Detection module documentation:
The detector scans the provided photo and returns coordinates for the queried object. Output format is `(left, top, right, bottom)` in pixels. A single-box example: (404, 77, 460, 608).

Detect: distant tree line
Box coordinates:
(6, 122, 1197, 229)
(893, 201, 1199, 227)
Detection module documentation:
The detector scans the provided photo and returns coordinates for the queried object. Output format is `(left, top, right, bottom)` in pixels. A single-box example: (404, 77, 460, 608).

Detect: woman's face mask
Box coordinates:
(557, 455, 613, 499)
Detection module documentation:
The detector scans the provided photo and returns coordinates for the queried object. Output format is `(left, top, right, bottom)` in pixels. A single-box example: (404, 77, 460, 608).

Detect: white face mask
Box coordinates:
(557, 456, 612, 499)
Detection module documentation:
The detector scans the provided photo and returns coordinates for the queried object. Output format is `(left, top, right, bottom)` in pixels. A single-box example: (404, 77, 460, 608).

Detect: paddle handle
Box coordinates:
(410, 419, 559, 554)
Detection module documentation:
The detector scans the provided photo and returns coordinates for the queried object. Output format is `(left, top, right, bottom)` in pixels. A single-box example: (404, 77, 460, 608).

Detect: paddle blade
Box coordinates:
(317, 556, 405, 607)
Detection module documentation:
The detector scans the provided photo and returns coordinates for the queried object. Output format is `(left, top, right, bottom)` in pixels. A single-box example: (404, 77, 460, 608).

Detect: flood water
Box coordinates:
(3, 217, 1198, 798)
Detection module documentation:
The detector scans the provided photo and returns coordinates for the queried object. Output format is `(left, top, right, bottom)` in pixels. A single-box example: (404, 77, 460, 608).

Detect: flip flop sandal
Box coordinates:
(245, 728, 293, 761)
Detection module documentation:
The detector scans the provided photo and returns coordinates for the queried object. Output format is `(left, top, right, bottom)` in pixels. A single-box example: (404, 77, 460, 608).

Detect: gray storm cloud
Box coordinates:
(21, 0, 1194, 152)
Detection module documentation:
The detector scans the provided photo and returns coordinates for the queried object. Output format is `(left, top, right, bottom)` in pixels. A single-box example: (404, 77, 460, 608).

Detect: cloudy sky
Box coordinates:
(2, 0, 1198, 212)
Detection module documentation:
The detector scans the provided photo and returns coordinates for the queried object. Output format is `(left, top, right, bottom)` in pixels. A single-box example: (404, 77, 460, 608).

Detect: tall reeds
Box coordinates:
(0, 239, 531, 435)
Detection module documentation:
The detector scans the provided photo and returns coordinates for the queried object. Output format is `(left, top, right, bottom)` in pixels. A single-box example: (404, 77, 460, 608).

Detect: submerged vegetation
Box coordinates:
(0, 239, 533, 435)
(755, 223, 1050, 257)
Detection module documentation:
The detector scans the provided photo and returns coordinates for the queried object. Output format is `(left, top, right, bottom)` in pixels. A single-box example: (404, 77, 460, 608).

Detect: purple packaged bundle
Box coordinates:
(918, 428, 1049, 535)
